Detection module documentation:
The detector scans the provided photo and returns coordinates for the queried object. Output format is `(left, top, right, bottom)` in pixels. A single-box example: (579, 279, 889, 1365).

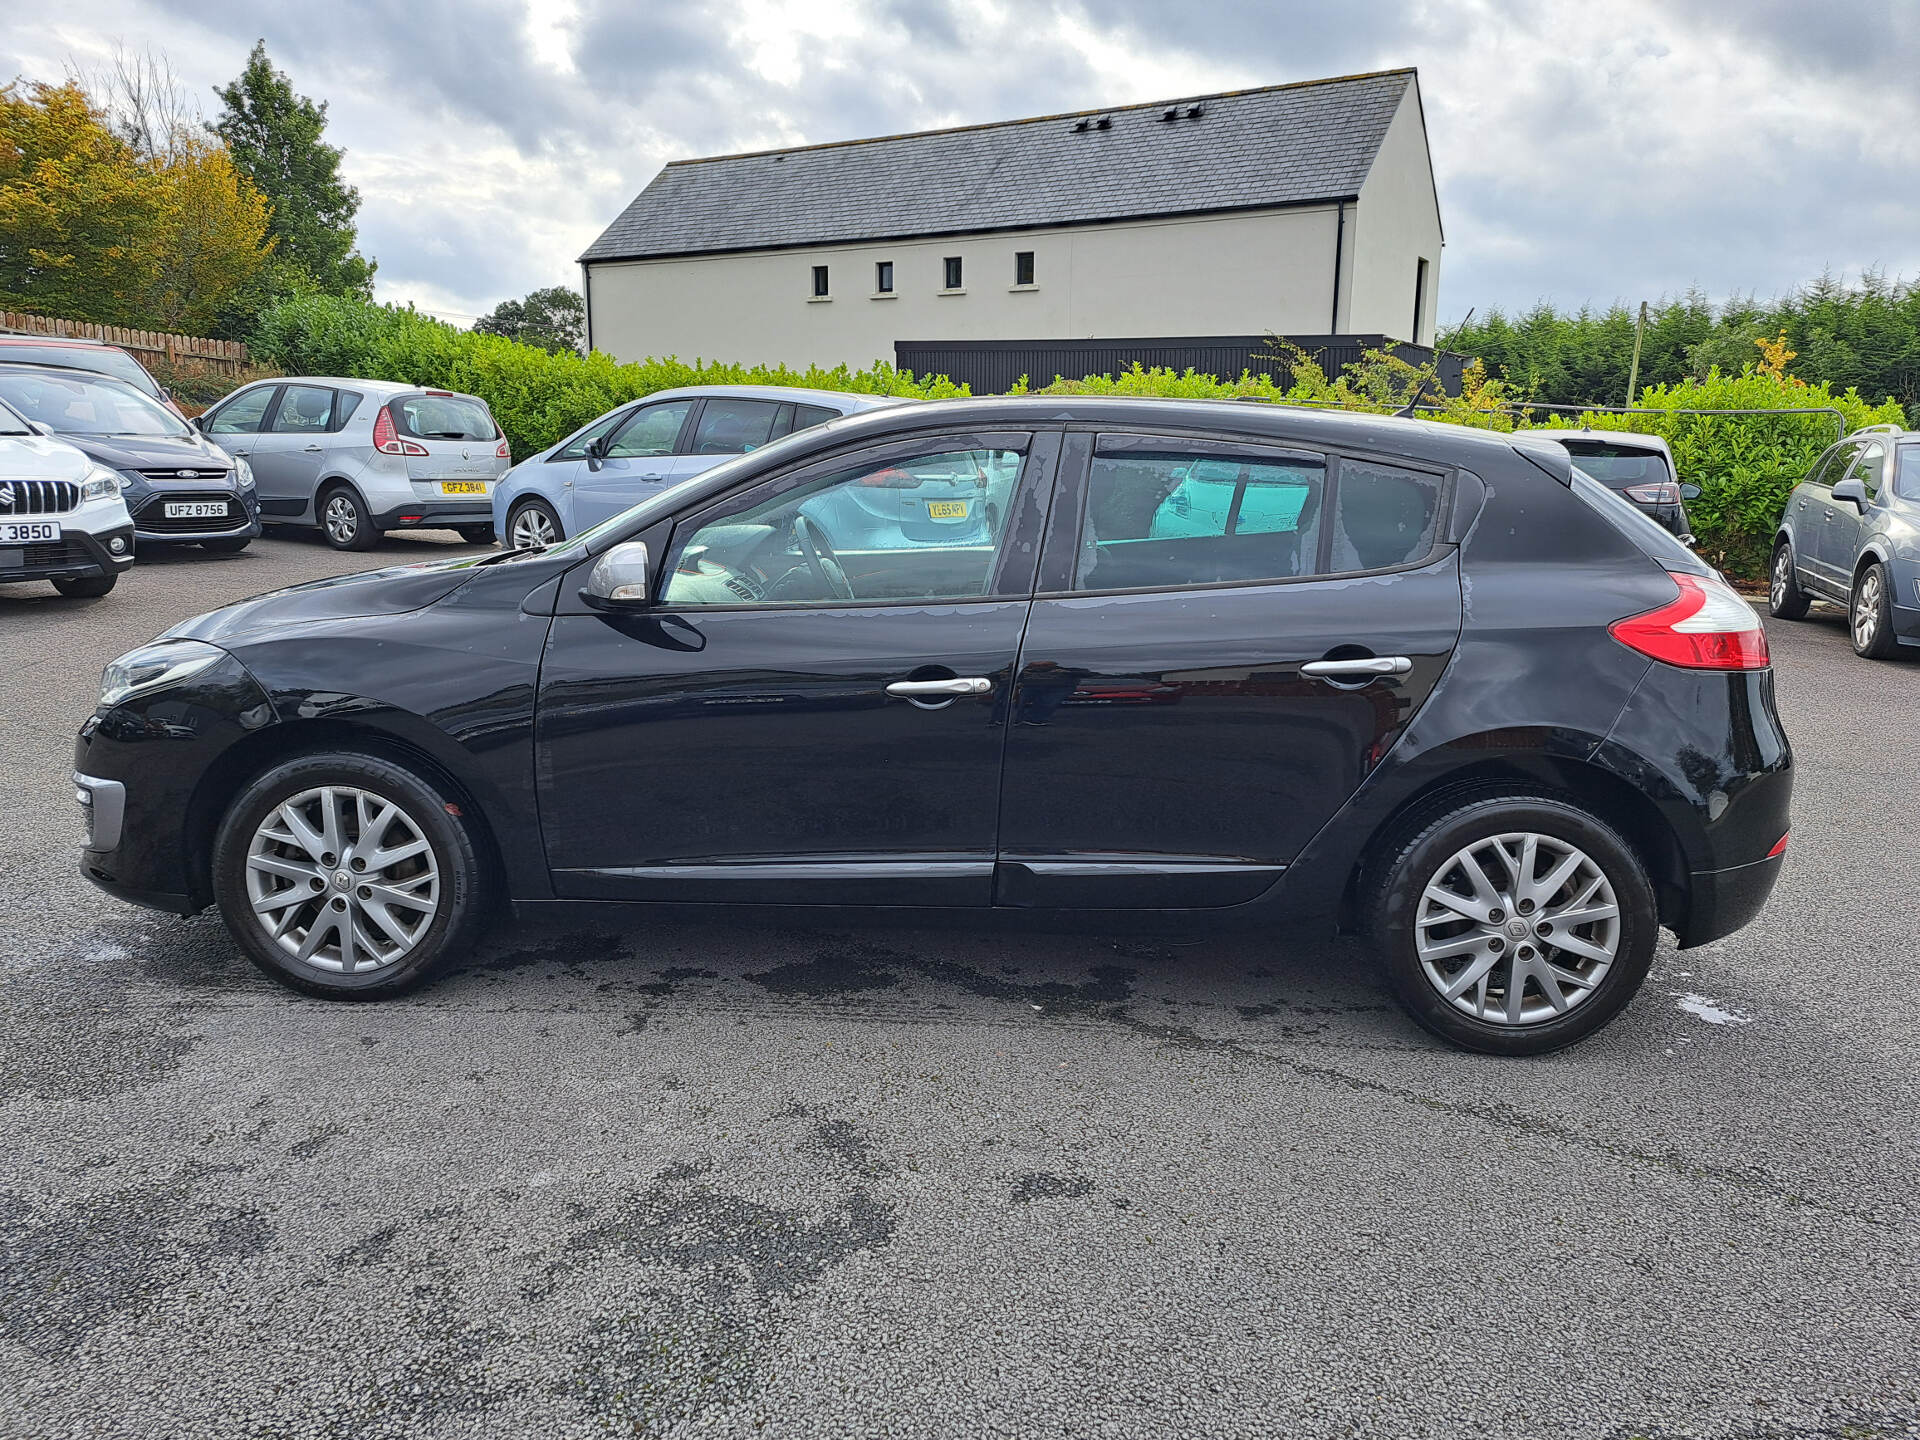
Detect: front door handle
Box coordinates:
(303, 443, 324, 452)
(886, 677, 993, 698)
(1301, 656, 1413, 680)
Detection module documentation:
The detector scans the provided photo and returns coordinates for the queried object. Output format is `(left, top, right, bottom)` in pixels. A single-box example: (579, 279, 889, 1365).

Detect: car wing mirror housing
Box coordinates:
(189, 414, 208, 433)
(1830, 477, 1869, 511)
(581, 540, 652, 609)
(1680, 482, 1701, 500)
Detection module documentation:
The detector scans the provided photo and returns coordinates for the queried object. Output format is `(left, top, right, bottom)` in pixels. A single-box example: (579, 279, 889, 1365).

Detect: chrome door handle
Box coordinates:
(886, 677, 993, 698)
(227, 448, 249, 456)
(1301, 657, 1413, 680)
(303, 444, 324, 452)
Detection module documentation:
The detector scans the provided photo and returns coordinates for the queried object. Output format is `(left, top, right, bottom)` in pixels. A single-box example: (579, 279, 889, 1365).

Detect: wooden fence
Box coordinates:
(0, 312, 250, 375)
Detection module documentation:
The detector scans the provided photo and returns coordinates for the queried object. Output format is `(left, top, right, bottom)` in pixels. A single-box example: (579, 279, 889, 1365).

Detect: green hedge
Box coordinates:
(249, 295, 969, 459)
(253, 302, 1905, 581)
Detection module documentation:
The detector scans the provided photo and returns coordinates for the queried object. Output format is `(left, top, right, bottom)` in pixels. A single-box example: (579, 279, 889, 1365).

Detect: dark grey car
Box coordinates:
(1769, 424, 1920, 659)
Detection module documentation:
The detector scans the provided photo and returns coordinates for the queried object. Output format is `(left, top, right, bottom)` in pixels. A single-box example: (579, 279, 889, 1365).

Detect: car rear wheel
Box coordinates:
(200, 536, 251, 554)
(211, 753, 490, 999)
(507, 498, 561, 550)
(52, 573, 116, 598)
(1768, 541, 1810, 620)
(1850, 560, 1900, 659)
(1369, 791, 1659, 1054)
(320, 487, 381, 552)
(456, 525, 496, 546)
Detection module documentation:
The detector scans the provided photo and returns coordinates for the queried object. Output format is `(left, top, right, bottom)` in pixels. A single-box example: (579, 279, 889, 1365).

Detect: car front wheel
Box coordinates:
(211, 752, 490, 998)
(1768, 541, 1810, 620)
(1850, 560, 1900, 659)
(1369, 791, 1659, 1054)
(320, 488, 381, 551)
(507, 498, 562, 550)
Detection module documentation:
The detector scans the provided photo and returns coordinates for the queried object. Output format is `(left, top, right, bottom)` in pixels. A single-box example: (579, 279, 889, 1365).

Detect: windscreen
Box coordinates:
(1557, 442, 1674, 490)
(391, 394, 497, 440)
(0, 344, 160, 396)
(0, 368, 190, 437)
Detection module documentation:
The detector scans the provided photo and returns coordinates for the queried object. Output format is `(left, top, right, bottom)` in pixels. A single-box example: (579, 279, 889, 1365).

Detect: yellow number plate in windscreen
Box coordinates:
(926, 500, 969, 519)
(439, 481, 489, 495)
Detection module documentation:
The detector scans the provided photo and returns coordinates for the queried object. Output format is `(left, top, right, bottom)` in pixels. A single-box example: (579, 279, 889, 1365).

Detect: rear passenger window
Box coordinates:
(792, 404, 840, 432)
(1075, 452, 1326, 591)
(1330, 460, 1443, 571)
(269, 384, 334, 433)
(689, 399, 782, 455)
(1897, 445, 1920, 501)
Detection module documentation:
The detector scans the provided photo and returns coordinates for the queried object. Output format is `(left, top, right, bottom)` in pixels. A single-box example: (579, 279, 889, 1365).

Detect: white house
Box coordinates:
(580, 68, 1443, 375)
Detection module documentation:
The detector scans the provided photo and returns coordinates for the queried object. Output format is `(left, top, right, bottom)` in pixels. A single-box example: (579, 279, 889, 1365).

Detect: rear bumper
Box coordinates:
(1677, 851, 1785, 947)
(0, 525, 136, 583)
(372, 501, 495, 530)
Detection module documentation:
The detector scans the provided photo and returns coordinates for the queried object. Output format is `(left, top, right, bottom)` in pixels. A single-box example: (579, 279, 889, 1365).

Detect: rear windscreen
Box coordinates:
(0, 344, 160, 396)
(391, 394, 496, 440)
(1557, 442, 1673, 490)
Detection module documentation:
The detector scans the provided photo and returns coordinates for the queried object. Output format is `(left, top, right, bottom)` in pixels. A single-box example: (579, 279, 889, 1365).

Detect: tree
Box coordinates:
(474, 286, 585, 353)
(0, 80, 272, 332)
(211, 40, 373, 299)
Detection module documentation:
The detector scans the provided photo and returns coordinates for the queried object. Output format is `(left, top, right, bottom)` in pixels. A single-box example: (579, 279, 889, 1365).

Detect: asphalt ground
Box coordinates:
(2, 531, 1917, 1440)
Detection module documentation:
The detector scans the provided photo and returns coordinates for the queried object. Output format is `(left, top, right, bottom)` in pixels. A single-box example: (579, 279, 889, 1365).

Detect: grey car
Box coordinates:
(193, 377, 510, 550)
(1769, 423, 1920, 659)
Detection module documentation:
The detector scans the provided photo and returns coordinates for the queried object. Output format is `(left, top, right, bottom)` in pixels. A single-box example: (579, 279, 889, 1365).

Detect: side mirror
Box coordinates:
(1679, 483, 1701, 500)
(1831, 477, 1869, 511)
(581, 541, 651, 608)
(190, 414, 208, 433)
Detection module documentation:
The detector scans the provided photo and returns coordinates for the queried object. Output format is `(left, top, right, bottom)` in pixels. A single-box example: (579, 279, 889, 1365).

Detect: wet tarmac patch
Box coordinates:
(1009, 1171, 1095, 1205)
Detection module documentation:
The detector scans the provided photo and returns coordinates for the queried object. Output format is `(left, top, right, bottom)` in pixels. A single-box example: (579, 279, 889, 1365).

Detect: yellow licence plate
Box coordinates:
(439, 481, 489, 495)
(926, 500, 969, 519)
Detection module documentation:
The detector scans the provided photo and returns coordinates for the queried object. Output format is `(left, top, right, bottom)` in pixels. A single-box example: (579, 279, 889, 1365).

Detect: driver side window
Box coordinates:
(662, 447, 1026, 607)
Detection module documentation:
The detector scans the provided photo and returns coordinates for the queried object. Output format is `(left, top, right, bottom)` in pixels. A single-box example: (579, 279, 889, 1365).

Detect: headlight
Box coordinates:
(99, 640, 226, 709)
(233, 456, 254, 489)
(81, 466, 122, 502)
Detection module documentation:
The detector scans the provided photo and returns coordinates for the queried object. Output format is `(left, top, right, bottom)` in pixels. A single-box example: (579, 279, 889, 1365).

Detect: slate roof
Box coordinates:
(581, 69, 1416, 264)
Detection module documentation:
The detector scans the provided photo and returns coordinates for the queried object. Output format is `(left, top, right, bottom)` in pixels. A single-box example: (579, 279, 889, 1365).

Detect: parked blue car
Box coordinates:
(1770, 424, 1920, 659)
(491, 385, 903, 548)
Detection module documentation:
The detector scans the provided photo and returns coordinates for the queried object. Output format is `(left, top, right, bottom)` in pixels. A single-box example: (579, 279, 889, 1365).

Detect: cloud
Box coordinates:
(5, 0, 1918, 332)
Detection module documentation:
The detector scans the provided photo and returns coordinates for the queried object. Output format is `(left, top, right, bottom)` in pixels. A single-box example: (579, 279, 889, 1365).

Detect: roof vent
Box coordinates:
(1070, 115, 1113, 134)
(1160, 107, 1178, 122)
(1070, 118, 1090, 133)
(1185, 104, 1203, 120)
(1096, 115, 1111, 130)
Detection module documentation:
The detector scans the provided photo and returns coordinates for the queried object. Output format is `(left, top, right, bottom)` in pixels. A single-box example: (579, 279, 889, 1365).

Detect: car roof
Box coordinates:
(0, 333, 111, 348)
(231, 376, 491, 404)
(0, 359, 146, 385)
(632, 384, 906, 409)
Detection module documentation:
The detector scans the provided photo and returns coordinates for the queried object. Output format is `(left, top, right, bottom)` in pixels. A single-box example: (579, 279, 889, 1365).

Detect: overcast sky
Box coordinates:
(9, 0, 1918, 337)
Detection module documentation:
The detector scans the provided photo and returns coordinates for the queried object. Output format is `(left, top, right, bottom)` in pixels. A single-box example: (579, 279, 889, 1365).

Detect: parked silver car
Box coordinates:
(193, 378, 510, 550)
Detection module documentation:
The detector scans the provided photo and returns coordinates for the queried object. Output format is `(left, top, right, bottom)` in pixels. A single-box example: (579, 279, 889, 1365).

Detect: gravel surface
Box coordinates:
(2, 534, 1917, 1440)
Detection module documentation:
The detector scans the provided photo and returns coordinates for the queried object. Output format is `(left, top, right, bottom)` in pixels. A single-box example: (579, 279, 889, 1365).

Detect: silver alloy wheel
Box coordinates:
(1853, 569, 1882, 649)
(510, 505, 556, 549)
(1771, 547, 1791, 610)
(323, 494, 359, 546)
(244, 785, 440, 973)
(1414, 831, 1620, 1027)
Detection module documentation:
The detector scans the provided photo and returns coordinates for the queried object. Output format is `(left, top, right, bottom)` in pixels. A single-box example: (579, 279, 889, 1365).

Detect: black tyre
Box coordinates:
(506, 498, 562, 550)
(211, 752, 491, 999)
(1767, 540, 1810, 620)
(1369, 791, 1659, 1055)
(456, 525, 497, 546)
(1850, 560, 1900, 659)
(319, 486, 381, 552)
(52, 573, 116, 598)
(200, 535, 252, 554)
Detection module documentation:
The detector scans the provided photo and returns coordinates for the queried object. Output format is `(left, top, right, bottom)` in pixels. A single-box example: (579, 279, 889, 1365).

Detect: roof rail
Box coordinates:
(1848, 422, 1905, 437)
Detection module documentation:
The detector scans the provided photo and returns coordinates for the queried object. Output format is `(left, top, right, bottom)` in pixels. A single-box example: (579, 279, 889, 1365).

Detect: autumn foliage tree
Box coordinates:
(0, 79, 272, 333)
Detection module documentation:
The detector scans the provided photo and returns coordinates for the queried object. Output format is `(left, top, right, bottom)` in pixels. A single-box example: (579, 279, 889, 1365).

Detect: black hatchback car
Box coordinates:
(73, 400, 1791, 1054)
(0, 363, 260, 550)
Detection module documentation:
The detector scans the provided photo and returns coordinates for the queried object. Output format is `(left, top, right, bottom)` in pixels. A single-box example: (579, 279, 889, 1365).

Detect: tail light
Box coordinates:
(495, 438, 510, 459)
(1609, 572, 1770, 670)
(1624, 482, 1682, 505)
(372, 406, 427, 457)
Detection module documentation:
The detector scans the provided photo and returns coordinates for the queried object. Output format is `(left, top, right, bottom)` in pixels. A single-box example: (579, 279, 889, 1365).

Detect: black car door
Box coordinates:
(536, 429, 1058, 905)
(994, 429, 1464, 909)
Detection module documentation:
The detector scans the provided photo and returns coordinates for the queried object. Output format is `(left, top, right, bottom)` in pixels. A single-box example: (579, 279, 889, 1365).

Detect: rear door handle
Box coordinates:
(303, 444, 324, 452)
(886, 677, 993, 698)
(1301, 657, 1413, 680)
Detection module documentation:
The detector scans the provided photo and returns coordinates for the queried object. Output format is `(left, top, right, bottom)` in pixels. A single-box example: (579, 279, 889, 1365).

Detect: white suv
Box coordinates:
(0, 399, 136, 597)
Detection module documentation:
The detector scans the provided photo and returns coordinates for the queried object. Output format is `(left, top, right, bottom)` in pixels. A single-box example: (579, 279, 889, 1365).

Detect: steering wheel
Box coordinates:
(792, 515, 854, 600)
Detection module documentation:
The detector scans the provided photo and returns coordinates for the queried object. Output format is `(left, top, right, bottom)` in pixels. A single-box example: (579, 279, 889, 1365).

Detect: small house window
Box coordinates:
(1412, 258, 1429, 344)
(943, 256, 963, 291)
(1014, 251, 1035, 286)
(875, 261, 894, 294)
(811, 265, 829, 298)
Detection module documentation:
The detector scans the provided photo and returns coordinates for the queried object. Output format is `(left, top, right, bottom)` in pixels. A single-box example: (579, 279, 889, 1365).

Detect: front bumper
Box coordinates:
(129, 487, 261, 543)
(0, 524, 136, 583)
